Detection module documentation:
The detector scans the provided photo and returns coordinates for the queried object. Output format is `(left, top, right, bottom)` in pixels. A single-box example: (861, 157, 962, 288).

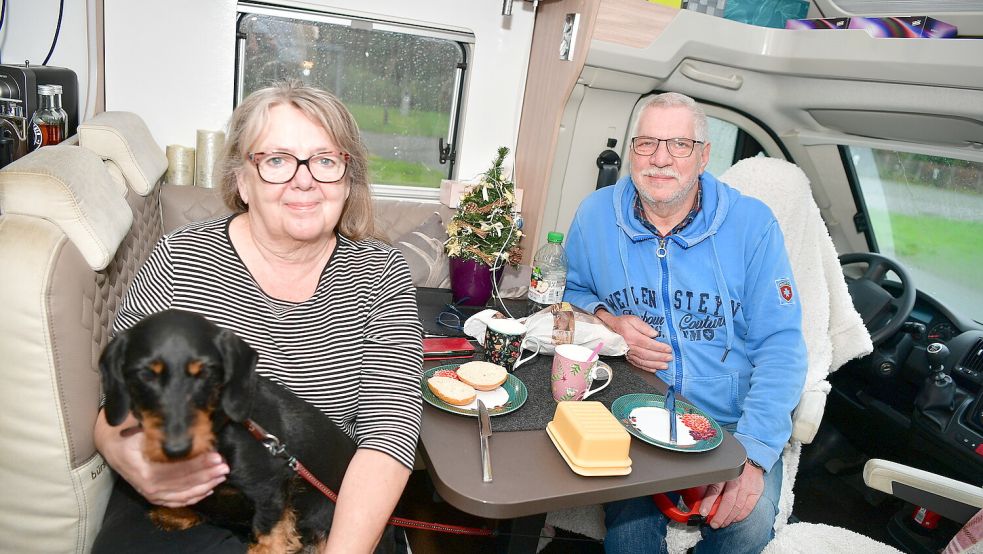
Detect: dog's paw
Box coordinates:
(150, 506, 202, 531)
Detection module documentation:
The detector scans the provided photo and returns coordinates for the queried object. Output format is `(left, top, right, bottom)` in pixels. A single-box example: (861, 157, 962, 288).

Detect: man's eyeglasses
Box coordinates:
(248, 151, 350, 184)
(630, 137, 704, 159)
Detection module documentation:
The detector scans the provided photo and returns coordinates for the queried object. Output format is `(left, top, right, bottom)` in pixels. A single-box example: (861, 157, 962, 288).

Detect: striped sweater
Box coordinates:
(115, 215, 424, 469)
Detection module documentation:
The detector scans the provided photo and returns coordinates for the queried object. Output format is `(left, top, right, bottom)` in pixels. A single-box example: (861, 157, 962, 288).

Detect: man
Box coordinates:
(563, 92, 807, 553)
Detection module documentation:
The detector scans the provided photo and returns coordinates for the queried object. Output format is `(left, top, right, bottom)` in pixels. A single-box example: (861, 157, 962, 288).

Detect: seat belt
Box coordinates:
(596, 138, 621, 190)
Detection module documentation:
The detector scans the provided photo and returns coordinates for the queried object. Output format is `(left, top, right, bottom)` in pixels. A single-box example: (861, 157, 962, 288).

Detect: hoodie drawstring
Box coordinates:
(710, 235, 734, 363)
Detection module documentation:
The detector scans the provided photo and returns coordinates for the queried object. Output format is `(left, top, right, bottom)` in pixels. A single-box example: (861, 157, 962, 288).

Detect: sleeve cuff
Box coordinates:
(733, 432, 781, 472)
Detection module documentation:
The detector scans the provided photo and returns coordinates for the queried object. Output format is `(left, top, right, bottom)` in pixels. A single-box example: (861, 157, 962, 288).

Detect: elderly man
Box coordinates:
(563, 92, 807, 553)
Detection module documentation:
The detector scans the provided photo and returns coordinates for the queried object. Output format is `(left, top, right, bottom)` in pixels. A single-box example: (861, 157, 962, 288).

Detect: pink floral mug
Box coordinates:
(551, 343, 613, 402)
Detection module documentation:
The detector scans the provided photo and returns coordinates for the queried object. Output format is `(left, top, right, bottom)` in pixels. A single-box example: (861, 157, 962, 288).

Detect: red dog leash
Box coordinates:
(243, 419, 494, 537)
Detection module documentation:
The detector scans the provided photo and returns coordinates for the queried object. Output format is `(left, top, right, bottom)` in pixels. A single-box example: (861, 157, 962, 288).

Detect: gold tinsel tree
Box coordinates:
(445, 146, 523, 268)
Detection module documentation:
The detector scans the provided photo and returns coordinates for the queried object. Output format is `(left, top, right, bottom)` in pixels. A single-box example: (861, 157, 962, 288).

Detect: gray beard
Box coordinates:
(637, 173, 700, 218)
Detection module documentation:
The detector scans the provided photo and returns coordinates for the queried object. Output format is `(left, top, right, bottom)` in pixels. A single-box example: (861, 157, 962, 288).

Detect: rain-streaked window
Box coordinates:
(236, 5, 470, 192)
(847, 146, 983, 316)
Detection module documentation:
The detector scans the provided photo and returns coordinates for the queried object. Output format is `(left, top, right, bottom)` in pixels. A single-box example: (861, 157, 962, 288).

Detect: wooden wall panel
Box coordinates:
(514, 0, 676, 261)
(514, 0, 600, 262)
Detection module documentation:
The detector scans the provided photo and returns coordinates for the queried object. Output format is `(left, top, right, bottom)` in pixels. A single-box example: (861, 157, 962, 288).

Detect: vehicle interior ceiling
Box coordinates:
(538, 0, 983, 546)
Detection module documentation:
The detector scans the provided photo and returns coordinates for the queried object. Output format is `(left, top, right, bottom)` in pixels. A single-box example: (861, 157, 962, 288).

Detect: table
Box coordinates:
(418, 355, 747, 553)
(414, 288, 746, 551)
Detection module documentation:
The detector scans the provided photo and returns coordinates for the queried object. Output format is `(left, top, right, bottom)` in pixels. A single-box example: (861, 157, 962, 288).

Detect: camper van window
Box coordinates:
(847, 146, 983, 317)
(236, 5, 471, 197)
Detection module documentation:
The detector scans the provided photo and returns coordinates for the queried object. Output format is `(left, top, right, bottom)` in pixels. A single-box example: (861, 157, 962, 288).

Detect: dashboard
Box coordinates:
(909, 300, 963, 346)
(904, 291, 983, 387)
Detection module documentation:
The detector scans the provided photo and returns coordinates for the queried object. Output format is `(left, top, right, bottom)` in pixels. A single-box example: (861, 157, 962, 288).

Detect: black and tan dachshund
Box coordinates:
(100, 309, 358, 553)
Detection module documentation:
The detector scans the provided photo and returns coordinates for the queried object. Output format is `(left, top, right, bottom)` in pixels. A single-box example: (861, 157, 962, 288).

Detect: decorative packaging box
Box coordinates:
(848, 16, 957, 38)
(785, 17, 850, 30)
(648, 0, 684, 7)
(786, 16, 957, 38)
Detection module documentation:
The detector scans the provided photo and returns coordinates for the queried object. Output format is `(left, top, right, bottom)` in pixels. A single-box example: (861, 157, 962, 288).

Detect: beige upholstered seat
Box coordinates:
(0, 112, 166, 553)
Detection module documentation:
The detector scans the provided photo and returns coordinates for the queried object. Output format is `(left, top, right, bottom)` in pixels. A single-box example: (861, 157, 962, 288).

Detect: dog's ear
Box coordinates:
(99, 331, 131, 425)
(214, 328, 258, 422)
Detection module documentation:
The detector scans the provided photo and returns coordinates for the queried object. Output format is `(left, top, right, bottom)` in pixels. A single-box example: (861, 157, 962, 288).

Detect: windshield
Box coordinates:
(847, 146, 983, 321)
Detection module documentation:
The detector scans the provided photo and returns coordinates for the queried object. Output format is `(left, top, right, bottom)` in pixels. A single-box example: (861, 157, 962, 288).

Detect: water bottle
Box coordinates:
(528, 231, 568, 315)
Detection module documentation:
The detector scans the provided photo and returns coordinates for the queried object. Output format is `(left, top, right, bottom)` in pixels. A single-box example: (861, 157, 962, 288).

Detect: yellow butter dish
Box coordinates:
(547, 401, 631, 470)
(546, 422, 632, 476)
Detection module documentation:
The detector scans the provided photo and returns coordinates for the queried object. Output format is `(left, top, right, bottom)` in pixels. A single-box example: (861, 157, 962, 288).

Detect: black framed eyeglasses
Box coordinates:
(248, 151, 350, 184)
(630, 137, 704, 158)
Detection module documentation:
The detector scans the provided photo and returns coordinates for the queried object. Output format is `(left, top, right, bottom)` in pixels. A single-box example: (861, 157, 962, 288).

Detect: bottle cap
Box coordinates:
(547, 231, 564, 243)
(37, 84, 63, 95)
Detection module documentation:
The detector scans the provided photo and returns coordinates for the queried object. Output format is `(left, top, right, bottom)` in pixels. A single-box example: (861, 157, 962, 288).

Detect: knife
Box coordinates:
(666, 385, 677, 444)
(478, 400, 493, 482)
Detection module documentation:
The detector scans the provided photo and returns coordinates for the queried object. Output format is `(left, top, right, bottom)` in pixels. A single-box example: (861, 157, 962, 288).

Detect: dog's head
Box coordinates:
(99, 309, 258, 461)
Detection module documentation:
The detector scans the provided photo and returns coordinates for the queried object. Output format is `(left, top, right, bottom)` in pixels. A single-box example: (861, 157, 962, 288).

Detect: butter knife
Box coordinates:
(666, 385, 677, 444)
(478, 400, 493, 482)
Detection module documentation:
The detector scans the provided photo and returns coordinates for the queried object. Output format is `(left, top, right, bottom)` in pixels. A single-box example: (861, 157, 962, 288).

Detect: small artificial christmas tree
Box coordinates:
(445, 146, 523, 269)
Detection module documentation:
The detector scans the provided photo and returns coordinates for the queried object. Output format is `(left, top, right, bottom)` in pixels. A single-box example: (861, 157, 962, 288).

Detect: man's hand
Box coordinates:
(595, 309, 673, 372)
(699, 461, 765, 529)
(94, 409, 229, 508)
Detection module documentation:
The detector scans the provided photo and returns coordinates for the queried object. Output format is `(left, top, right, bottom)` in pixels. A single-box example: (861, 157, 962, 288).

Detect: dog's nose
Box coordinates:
(163, 440, 192, 459)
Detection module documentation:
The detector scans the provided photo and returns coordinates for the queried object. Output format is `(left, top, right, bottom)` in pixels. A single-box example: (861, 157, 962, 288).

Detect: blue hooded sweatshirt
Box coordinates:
(563, 172, 807, 470)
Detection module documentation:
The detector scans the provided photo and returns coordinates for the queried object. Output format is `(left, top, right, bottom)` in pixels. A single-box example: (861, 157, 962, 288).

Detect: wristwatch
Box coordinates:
(747, 458, 765, 471)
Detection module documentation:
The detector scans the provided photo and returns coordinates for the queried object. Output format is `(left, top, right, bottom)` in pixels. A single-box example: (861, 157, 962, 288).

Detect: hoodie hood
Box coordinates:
(612, 172, 733, 249)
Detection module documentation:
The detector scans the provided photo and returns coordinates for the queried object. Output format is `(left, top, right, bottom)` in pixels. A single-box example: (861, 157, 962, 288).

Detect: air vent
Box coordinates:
(959, 338, 983, 373)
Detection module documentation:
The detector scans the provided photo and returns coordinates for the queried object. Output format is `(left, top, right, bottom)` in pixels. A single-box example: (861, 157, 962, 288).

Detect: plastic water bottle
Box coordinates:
(528, 231, 568, 315)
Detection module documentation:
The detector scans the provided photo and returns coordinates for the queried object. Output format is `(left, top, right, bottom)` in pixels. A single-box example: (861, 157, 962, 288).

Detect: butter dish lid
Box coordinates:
(548, 401, 631, 468)
(546, 423, 632, 476)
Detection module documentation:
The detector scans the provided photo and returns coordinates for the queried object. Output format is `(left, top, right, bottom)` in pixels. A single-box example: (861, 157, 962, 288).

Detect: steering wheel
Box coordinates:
(839, 252, 916, 346)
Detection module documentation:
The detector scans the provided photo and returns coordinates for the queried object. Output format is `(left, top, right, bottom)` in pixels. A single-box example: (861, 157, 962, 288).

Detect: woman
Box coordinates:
(93, 82, 423, 553)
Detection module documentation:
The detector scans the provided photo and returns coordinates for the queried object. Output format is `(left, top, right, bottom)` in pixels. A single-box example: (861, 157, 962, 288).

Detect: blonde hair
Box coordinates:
(218, 81, 375, 241)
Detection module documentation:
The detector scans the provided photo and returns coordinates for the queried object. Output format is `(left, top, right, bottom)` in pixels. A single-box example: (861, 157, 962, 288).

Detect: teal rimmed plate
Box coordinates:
(421, 364, 527, 417)
(611, 393, 724, 453)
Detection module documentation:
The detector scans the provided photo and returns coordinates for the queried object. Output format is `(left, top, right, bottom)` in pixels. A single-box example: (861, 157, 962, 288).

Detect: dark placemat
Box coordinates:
(490, 355, 660, 433)
(416, 287, 525, 338)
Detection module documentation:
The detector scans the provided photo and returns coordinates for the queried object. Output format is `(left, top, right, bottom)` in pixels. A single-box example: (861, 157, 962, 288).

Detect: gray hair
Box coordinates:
(631, 91, 709, 143)
(217, 81, 375, 241)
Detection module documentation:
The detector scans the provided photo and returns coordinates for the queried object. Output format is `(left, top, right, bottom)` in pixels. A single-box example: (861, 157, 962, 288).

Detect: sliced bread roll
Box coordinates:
(427, 376, 476, 406)
(456, 361, 508, 391)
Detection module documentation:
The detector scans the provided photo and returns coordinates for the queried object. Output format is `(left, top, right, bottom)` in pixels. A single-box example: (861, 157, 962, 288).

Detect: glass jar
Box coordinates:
(30, 84, 69, 149)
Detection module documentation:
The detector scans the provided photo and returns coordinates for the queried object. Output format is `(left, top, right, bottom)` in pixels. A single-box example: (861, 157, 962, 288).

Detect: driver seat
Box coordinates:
(544, 156, 873, 550)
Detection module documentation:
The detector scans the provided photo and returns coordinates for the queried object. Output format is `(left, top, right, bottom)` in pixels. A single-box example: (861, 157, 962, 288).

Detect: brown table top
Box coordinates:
(418, 359, 747, 520)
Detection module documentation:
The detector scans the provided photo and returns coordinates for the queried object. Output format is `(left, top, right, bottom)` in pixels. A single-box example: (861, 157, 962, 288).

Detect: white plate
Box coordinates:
(628, 406, 700, 446)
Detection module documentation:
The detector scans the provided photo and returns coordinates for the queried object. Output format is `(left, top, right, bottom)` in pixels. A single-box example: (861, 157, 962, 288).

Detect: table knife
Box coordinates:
(478, 400, 493, 482)
(666, 385, 677, 444)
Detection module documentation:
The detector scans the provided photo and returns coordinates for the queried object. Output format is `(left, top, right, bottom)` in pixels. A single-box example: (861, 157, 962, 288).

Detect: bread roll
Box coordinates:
(427, 376, 476, 406)
(456, 361, 508, 391)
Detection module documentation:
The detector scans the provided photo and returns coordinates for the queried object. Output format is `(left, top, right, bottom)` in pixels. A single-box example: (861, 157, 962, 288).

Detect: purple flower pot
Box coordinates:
(449, 258, 504, 306)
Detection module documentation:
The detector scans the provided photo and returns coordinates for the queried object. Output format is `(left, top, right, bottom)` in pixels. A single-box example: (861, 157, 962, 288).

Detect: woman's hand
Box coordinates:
(595, 309, 673, 372)
(94, 408, 229, 508)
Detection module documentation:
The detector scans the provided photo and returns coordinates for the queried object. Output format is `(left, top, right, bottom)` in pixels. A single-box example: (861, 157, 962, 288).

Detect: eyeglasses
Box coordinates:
(436, 302, 469, 332)
(248, 151, 350, 184)
(630, 137, 704, 158)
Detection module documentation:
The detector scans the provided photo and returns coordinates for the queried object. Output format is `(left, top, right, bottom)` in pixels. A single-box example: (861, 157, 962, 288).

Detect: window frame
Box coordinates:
(234, 2, 474, 199)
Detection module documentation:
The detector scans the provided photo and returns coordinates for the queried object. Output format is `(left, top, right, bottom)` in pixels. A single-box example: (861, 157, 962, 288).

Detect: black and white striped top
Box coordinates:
(115, 216, 424, 469)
